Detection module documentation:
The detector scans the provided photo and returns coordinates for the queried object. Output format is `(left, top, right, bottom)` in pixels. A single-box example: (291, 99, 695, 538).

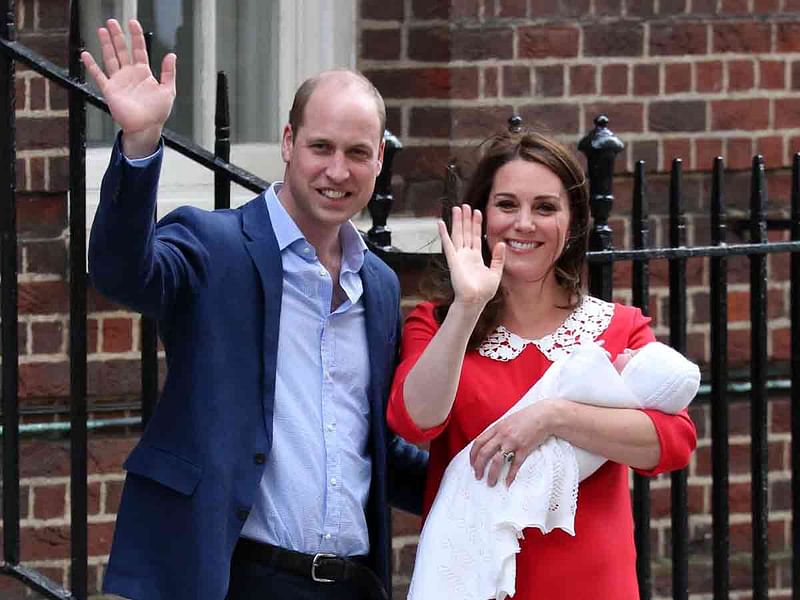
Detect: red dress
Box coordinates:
(388, 299, 697, 600)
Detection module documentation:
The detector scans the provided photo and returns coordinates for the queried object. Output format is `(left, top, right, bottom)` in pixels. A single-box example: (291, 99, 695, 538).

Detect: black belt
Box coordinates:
(233, 538, 388, 600)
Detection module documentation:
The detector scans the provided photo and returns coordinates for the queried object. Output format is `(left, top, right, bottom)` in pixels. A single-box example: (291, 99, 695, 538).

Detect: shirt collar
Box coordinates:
(264, 182, 367, 272)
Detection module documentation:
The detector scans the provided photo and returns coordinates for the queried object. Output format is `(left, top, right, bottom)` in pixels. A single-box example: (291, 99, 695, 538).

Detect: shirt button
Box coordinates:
(303, 246, 311, 254)
(319, 268, 327, 277)
(254, 453, 266, 465)
(324, 533, 332, 540)
(330, 477, 337, 486)
(327, 423, 336, 432)
(236, 508, 250, 521)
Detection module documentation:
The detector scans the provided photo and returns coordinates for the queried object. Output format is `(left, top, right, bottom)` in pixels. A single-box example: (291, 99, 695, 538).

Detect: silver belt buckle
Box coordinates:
(311, 553, 337, 583)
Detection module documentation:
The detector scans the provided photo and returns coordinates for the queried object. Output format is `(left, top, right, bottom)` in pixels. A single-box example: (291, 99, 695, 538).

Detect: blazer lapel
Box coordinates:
(361, 257, 389, 452)
(241, 195, 283, 450)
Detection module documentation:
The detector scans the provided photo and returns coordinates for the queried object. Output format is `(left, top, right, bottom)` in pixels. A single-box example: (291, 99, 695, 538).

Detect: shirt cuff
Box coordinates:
(124, 146, 162, 167)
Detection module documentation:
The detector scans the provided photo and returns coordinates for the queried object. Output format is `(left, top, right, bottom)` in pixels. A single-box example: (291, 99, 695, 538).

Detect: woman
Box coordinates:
(387, 129, 697, 599)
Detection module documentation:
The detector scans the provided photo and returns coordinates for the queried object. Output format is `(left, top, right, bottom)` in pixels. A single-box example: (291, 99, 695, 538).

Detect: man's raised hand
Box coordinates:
(81, 19, 176, 158)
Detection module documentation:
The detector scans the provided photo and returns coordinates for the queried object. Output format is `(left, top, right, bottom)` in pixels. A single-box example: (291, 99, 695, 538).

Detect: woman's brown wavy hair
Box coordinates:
(425, 128, 590, 349)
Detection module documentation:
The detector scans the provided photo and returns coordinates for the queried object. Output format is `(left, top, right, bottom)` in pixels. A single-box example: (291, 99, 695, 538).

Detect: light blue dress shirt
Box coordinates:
(124, 148, 374, 556)
(239, 184, 372, 557)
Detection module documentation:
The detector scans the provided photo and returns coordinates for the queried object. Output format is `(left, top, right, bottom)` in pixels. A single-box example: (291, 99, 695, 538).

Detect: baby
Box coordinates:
(407, 341, 700, 600)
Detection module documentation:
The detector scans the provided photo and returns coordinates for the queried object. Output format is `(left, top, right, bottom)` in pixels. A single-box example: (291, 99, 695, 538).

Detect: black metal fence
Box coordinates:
(1, 2, 799, 600)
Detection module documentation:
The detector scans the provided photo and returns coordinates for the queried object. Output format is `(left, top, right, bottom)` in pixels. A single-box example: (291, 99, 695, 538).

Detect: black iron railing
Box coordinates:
(1, 2, 800, 600)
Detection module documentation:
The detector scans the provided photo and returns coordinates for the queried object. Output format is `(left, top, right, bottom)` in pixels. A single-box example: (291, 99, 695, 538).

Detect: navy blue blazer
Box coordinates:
(89, 141, 427, 600)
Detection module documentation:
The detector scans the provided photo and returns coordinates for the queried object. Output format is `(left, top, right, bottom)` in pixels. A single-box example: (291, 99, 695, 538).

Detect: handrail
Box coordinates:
(0, 37, 269, 194)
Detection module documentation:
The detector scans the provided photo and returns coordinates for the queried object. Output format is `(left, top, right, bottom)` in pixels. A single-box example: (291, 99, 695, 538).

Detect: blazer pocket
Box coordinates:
(124, 444, 203, 496)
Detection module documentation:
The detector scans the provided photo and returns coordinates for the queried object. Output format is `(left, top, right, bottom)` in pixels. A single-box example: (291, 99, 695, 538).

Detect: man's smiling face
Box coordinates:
(279, 75, 384, 244)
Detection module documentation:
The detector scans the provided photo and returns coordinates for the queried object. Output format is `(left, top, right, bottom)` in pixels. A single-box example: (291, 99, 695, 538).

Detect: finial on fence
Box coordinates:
(367, 130, 402, 249)
(578, 115, 625, 299)
(508, 114, 523, 133)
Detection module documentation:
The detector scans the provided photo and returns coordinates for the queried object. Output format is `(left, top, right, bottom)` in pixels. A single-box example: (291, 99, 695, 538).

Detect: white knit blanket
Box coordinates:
(406, 342, 700, 600)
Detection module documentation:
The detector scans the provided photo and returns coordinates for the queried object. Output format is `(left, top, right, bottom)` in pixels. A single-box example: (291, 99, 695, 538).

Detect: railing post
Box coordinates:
(68, 1, 88, 597)
(367, 130, 401, 249)
(0, 0, 20, 568)
(578, 115, 624, 301)
(214, 70, 230, 210)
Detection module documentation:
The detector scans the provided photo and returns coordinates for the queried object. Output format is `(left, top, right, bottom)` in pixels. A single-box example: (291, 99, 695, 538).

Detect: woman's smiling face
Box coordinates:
(484, 158, 571, 285)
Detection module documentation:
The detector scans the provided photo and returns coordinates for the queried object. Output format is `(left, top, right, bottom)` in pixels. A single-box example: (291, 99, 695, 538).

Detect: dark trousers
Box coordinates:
(226, 549, 370, 600)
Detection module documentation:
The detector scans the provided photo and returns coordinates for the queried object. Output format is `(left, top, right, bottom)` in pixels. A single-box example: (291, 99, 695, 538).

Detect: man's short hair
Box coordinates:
(288, 70, 386, 140)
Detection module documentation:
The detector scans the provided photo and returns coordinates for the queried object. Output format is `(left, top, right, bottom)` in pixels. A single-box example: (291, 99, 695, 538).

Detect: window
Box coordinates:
(81, 0, 357, 221)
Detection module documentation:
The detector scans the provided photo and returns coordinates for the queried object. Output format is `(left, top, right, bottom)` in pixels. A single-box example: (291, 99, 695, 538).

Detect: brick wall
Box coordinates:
(1, 0, 798, 597)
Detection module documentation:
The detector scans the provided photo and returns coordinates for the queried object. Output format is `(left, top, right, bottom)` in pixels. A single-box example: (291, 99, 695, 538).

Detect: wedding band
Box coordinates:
(500, 448, 515, 464)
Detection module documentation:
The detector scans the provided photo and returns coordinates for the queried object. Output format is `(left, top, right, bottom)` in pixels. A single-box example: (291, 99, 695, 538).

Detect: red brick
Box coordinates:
(87, 436, 137, 474)
(713, 22, 772, 53)
(452, 28, 515, 61)
(33, 484, 67, 520)
(663, 139, 691, 169)
(631, 140, 659, 171)
(17, 193, 67, 236)
(18, 32, 68, 65)
(775, 99, 800, 129)
(793, 61, 800, 90)
(627, 0, 655, 15)
(102, 318, 134, 353)
(696, 60, 723, 93)
(583, 102, 643, 132)
(727, 137, 754, 170)
(88, 481, 101, 515)
(29, 76, 47, 110)
(534, 0, 591, 16)
(777, 23, 800, 52)
(88, 521, 116, 556)
(19, 280, 69, 314)
(601, 64, 628, 95)
(594, 0, 622, 13)
(721, 0, 749, 12)
(519, 103, 580, 134)
(650, 483, 704, 518)
(25, 239, 66, 275)
(771, 479, 791, 511)
(502, 65, 530, 97)
(497, 0, 527, 17)
(756, 136, 784, 169)
(409, 107, 451, 138)
(362, 0, 404, 20)
(49, 155, 69, 191)
(37, 0, 69, 30)
(633, 64, 659, 96)
(451, 0, 481, 18)
(29, 156, 45, 190)
(88, 358, 154, 397)
(31, 320, 64, 354)
(771, 399, 790, 433)
(17, 116, 68, 151)
(16, 157, 26, 191)
(484, 66, 498, 97)
(569, 65, 596, 95)
(649, 101, 706, 132)
(410, 0, 447, 18)
(14, 76, 26, 110)
(660, 0, 687, 12)
(711, 99, 769, 131)
(584, 22, 644, 57)
(759, 60, 786, 90)
(366, 67, 479, 99)
(664, 62, 691, 93)
(452, 106, 515, 139)
(695, 138, 723, 170)
(727, 60, 754, 92)
(773, 327, 791, 361)
(650, 22, 707, 56)
(754, 0, 780, 10)
(392, 509, 422, 536)
(19, 361, 69, 398)
(407, 26, 449, 61)
(105, 480, 125, 514)
(22, 525, 71, 560)
(518, 25, 580, 59)
(361, 28, 401, 61)
(535, 65, 564, 97)
(50, 81, 68, 111)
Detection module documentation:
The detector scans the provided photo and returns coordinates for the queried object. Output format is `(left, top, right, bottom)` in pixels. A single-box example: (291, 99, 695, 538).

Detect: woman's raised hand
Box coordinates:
(81, 19, 176, 157)
(438, 205, 506, 308)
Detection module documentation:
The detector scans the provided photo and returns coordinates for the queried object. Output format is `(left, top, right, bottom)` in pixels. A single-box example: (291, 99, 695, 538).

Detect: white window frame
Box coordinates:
(84, 0, 357, 225)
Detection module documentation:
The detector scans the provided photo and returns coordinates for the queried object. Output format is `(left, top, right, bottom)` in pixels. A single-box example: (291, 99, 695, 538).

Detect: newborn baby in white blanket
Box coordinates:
(406, 341, 700, 600)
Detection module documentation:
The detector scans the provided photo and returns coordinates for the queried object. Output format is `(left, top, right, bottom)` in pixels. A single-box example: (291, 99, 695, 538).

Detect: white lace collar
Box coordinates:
(478, 296, 615, 362)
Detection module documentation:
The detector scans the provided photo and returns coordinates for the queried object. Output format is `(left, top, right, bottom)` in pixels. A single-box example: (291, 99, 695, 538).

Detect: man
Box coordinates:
(82, 18, 426, 600)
